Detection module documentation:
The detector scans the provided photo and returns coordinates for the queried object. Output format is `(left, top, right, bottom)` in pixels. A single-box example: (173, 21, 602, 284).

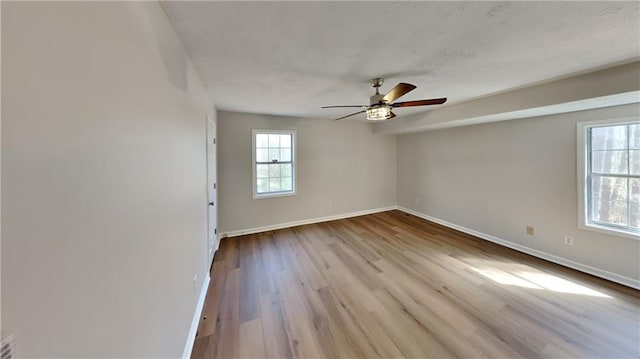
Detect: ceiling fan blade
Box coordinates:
(333, 110, 366, 121)
(382, 83, 416, 103)
(321, 105, 367, 109)
(392, 98, 447, 108)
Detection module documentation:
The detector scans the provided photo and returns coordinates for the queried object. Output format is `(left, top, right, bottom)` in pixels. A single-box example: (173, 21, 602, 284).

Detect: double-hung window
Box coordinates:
(578, 120, 639, 237)
(252, 129, 296, 199)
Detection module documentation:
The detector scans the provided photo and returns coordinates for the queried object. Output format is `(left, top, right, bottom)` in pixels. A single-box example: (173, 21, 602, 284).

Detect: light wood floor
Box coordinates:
(192, 210, 640, 358)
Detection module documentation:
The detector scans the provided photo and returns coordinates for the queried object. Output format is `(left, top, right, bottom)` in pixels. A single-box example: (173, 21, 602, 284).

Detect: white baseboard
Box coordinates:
(397, 206, 640, 290)
(223, 206, 398, 238)
(182, 273, 211, 359)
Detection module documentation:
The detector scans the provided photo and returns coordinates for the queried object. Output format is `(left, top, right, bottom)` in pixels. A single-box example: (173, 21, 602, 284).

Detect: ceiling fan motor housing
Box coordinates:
(370, 93, 385, 105)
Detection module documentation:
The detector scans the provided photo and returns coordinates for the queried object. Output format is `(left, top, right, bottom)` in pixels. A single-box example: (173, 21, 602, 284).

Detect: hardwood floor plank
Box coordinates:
(368, 303, 426, 358)
(214, 268, 240, 358)
(239, 319, 266, 359)
(192, 210, 640, 358)
(320, 271, 403, 358)
(272, 269, 325, 359)
(279, 228, 328, 291)
(195, 258, 227, 339)
(190, 335, 213, 359)
(313, 286, 379, 358)
(239, 239, 261, 324)
(259, 291, 294, 359)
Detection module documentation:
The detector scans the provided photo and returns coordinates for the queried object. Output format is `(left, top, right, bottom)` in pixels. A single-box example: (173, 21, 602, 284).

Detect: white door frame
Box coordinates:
(206, 114, 218, 267)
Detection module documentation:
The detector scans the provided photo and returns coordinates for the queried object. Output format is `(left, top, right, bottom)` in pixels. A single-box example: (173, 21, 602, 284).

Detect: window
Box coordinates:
(252, 129, 296, 199)
(578, 120, 639, 238)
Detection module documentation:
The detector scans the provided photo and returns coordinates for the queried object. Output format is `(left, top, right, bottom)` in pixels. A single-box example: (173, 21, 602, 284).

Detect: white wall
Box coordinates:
(218, 111, 396, 234)
(2, 2, 213, 357)
(397, 103, 640, 283)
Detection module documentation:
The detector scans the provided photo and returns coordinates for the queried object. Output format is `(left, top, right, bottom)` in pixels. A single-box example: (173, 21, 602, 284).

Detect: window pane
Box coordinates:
(281, 177, 292, 191)
(280, 148, 291, 162)
(268, 163, 281, 177)
(256, 134, 269, 148)
(281, 163, 292, 177)
(269, 148, 281, 162)
(630, 124, 640, 149)
(269, 178, 281, 192)
(256, 148, 268, 162)
(630, 150, 639, 175)
(256, 164, 269, 178)
(592, 199, 628, 226)
(591, 125, 627, 150)
(253, 130, 295, 197)
(280, 134, 291, 148)
(631, 178, 640, 203)
(257, 178, 269, 193)
(631, 203, 640, 229)
(268, 134, 280, 148)
(591, 150, 628, 174)
(591, 176, 627, 201)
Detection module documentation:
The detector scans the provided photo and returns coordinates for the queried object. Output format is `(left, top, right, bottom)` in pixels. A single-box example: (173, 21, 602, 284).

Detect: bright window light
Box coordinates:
(252, 129, 296, 199)
(578, 120, 639, 238)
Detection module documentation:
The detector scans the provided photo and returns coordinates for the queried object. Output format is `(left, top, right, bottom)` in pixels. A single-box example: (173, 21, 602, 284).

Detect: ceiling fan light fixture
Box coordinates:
(366, 105, 392, 121)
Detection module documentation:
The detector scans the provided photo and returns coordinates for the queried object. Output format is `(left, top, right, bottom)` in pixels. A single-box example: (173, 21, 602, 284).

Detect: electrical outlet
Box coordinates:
(564, 235, 574, 246)
(193, 275, 198, 292)
(414, 197, 420, 205)
(526, 226, 534, 235)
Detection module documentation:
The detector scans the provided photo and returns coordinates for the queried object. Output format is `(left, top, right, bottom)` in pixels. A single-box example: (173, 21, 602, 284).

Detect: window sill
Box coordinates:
(253, 191, 297, 200)
(580, 223, 640, 240)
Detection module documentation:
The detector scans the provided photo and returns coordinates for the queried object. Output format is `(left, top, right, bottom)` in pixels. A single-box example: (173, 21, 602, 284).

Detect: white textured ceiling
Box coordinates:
(161, 1, 640, 120)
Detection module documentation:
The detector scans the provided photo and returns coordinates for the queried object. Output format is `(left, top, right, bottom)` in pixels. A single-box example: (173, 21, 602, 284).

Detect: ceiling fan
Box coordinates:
(322, 78, 447, 121)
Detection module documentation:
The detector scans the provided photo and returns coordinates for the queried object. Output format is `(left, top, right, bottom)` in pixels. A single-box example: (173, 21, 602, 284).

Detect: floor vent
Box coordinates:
(1, 335, 15, 359)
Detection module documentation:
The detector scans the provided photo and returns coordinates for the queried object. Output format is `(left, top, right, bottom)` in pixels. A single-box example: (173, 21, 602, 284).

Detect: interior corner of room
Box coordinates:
(1, 1, 639, 358)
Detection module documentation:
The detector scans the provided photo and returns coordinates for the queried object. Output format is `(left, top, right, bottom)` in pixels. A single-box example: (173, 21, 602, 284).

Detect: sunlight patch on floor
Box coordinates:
(470, 267, 543, 289)
(518, 271, 611, 298)
(470, 265, 611, 298)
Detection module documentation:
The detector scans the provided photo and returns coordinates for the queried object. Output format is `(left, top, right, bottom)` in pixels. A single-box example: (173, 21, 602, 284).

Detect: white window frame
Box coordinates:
(577, 117, 639, 239)
(251, 129, 297, 199)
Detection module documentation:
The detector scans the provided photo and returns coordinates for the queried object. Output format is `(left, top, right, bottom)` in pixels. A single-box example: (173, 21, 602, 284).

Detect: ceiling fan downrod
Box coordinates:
(370, 78, 385, 104)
